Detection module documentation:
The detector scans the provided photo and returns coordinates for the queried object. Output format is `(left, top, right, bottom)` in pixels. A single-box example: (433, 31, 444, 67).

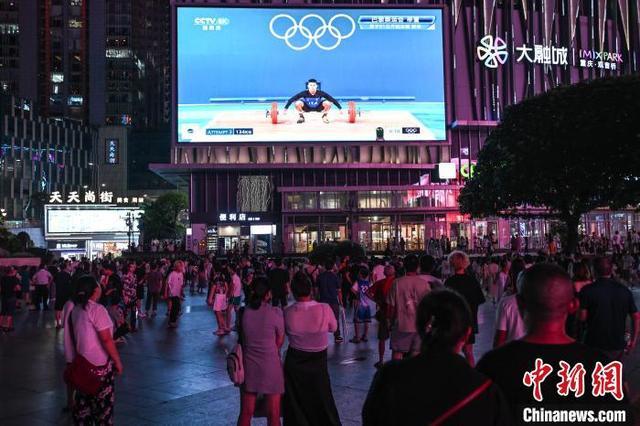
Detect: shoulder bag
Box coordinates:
(63, 311, 104, 396)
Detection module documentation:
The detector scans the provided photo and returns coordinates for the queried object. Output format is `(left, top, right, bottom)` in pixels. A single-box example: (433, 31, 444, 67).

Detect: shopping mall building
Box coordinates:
(152, 0, 640, 255)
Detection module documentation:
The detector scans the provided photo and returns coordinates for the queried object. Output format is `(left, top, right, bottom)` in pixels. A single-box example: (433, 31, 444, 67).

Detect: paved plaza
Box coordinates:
(1, 290, 640, 425)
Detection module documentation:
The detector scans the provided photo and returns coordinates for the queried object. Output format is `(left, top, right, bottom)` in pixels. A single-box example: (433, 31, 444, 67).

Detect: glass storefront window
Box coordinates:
(319, 192, 346, 210)
(285, 192, 317, 210)
(358, 191, 393, 209)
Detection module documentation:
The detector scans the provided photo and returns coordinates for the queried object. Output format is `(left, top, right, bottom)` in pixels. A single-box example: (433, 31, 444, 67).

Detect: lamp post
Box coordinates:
(125, 211, 134, 252)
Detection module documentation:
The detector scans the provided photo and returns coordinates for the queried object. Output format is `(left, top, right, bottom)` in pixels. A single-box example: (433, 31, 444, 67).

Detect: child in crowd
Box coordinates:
(350, 266, 372, 343)
(209, 272, 229, 335)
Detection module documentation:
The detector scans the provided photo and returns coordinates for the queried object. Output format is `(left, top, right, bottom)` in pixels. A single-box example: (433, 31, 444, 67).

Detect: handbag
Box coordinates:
(63, 312, 104, 396)
(226, 308, 245, 386)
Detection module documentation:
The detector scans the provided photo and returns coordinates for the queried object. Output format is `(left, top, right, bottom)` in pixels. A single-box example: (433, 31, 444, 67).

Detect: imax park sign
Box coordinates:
(476, 35, 623, 70)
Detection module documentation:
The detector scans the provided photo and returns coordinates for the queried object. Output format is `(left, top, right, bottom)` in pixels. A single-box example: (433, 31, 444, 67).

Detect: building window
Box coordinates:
(319, 192, 345, 210)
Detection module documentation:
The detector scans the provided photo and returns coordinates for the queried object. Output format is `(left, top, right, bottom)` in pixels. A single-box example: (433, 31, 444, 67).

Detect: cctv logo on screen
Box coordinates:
(269, 14, 356, 51)
(194, 16, 230, 32)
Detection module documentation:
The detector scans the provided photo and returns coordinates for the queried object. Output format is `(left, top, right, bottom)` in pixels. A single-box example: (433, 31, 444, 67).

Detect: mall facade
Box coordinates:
(152, 0, 640, 255)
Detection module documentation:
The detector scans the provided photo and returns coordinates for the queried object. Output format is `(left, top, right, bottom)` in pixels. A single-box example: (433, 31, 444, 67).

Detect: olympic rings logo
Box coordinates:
(269, 14, 356, 51)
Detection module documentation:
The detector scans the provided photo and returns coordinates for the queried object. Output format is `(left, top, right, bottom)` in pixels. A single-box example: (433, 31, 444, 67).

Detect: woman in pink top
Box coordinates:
(65, 276, 123, 425)
(283, 272, 340, 426)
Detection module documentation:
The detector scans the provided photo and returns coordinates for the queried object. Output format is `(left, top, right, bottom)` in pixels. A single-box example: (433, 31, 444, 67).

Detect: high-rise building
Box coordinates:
(0, 0, 20, 95)
(2, 0, 171, 130)
(0, 0, 173, 197)
(0, 93, 96, 220)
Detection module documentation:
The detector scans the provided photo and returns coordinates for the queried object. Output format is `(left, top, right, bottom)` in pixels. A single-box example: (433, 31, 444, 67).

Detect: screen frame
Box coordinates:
(172, 2, 451, 147)
(44, 205, 143, 237)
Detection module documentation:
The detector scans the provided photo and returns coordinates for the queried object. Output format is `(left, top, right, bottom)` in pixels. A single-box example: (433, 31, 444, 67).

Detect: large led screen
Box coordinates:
(176, 7, 446, 143)
(45, 207, 142, 236)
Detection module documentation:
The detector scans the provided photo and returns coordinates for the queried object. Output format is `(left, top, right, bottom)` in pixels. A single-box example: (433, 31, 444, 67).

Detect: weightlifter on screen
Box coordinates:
(284, 79, 342, 124)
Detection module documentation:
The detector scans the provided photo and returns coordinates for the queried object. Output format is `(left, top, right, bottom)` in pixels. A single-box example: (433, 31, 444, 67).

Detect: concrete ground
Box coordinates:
(1, 289, 639, 425)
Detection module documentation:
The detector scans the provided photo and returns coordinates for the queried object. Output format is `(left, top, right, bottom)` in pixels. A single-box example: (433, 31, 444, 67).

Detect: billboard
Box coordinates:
(45, 206, 143, 237)
(176, 7, 447, 144)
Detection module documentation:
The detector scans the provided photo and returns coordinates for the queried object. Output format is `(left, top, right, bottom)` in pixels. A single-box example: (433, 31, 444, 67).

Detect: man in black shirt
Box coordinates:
(54, 262, 73, 328)
(579, 256, 639, 360)
(315, 260, 343, 343)
(477, 264, 632, 425)
(267, 258, 290, 308)
(284, 79, 342, 124)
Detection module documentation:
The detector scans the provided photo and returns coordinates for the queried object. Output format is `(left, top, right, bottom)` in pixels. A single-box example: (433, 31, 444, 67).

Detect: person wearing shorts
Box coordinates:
(388, 255, 431, 359)
(284, 79, 342, 124)
(350, 266, 372, 343)
(367, 265, 396, 368)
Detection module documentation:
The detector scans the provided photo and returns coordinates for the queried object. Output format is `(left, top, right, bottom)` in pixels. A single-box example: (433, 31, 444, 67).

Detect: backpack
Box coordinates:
(226, 343, 244, 386)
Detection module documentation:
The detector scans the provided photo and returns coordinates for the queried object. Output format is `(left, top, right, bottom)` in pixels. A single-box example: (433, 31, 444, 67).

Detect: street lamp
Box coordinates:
(124, 211, 134, 252)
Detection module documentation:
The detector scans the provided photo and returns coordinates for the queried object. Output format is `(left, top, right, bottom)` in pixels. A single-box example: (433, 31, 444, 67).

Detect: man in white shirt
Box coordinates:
(32, 265, 53, 311)
(166, 260, 185, 328)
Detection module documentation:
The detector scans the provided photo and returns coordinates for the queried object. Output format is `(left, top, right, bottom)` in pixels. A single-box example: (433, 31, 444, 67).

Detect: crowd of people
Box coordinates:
(0, 246, 639, 424)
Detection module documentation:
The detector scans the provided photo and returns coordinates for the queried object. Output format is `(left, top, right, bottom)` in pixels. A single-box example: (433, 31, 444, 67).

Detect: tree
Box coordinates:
(15, 231, 33, 252)
(459, 75, 640, 253)
(138, 192, 188, 242)
(309, 240, 365, 264)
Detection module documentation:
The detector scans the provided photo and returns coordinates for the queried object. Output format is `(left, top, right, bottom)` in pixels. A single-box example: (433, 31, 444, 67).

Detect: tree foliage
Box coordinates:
(138, 192, 188, 242)
(309, 240, 365, 264)
(459, 75, 640, 253)
(0, 226, 24, 254)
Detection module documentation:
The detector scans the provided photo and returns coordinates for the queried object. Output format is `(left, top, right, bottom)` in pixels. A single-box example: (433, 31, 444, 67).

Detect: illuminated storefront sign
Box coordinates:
(218, 213, 262, 222)
(47, 190, 146, 205)
(477, 35, 620, 70)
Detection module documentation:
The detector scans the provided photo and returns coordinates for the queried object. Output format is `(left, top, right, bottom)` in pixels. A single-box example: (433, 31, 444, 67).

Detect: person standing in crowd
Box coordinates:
(417, 254, 443, 290)
(210, 269, 229, 335)
(227, 264, 243, 329)
(566, 260, 592, 339)
(166, 260, 185, 328)
(17, 265, 32, 310)
(444, 251, 485, 366)
(54, 261, 73, 329)
(99, 264, 122, 308)
(315, 259, 343, 344)
(371, 258, 385, 283)
(134, 262, 147, 319)
(267, 258, 290, 309)
(1, 266, 21, 332)
(367, 264, 395, 368)
(493, 271, 526, 348)
(237, 278, 285, 426)
(350, 266, 373, 343)
(363, 290, 511, 426)
(339, 256, 353, 308)
(388, 254, 431, 360)
(579, 256, 639, 360)
(145, 262, 164, 317)
(121, 263, 138, 332)
(31, 264, 53, 311)
(64, 276, 123, 424)
(477, 264, 631, 424)
(492, 258, 510, 304)
(283, 272, 341, 426)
